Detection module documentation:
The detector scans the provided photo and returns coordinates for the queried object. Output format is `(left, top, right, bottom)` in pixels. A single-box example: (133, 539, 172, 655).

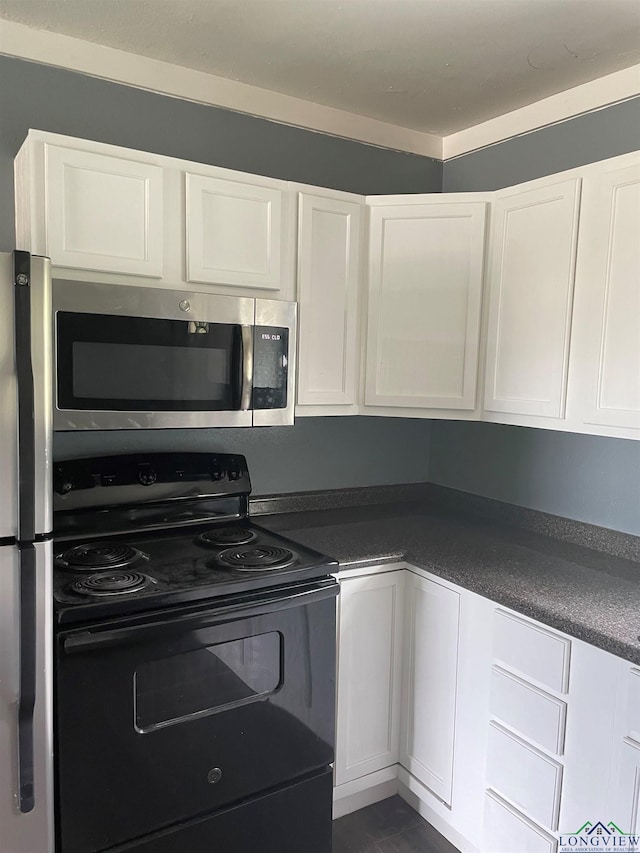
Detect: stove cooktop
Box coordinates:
(53, 520, 338, 626)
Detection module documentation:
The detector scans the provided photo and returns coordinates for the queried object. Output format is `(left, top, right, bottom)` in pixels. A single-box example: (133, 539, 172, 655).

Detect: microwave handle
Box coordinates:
(239, 325, 253, 411)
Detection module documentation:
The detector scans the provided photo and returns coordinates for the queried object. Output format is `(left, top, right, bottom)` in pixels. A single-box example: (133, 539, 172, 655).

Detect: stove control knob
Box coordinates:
(138, 467, 157, 486)
(56, 481, 73, 495)
(210, 465, 224, 481)
(228, 465, 241, 481)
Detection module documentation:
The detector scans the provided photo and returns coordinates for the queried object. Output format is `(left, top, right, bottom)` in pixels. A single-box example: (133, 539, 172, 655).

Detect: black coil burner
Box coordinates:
(55, 543, 147, 572)
(70, 571, 154, 597)
(197, 527, 258, 548)
(216, 545, 297, 572)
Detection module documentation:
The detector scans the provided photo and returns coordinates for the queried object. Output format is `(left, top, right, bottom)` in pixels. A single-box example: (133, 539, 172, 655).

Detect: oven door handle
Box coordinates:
(62, 580, 338, 655)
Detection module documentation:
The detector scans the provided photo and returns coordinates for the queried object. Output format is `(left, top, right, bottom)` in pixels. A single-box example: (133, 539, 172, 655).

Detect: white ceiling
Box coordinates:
(0, 0, 639, 135)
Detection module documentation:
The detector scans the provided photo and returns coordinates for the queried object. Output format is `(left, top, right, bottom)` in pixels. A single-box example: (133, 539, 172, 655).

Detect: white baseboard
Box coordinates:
(397, 771, 478, 853)
(332, 765, 399, 819)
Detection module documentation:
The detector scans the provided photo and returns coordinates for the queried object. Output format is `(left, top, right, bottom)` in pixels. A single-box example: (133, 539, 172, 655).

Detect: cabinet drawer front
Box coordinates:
(627, 669, 640, 744)
(491, 666, 566, 755)
(487, 723, 562, 830)
(484, 791, 558, 853)
(494, 610, 571, 694)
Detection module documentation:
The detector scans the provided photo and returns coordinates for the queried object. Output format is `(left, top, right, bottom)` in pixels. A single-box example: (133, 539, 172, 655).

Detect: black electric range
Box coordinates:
(53, 518, 336, 625)
(52, 452, 337, 625)
(52, 452, 337, 853)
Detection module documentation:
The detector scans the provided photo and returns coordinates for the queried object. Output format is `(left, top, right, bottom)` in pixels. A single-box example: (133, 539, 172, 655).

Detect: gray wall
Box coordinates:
(429, 422, 640, 535)
(0, 55, 441, 251)
(0, 55, 438, 494)
(443, 97, 640, 192)
(54, 417, 432, 496)
(439, 103, 640, 535)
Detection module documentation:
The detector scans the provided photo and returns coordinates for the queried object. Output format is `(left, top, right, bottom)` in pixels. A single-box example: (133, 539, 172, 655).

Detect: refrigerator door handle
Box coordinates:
(13, 250, 37, 813)
(16, 545, 37, 814)
(14, 250, 36, 544)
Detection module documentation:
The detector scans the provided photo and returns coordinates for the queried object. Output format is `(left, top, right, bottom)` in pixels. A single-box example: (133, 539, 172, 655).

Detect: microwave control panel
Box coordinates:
(252, 326, 288, 410)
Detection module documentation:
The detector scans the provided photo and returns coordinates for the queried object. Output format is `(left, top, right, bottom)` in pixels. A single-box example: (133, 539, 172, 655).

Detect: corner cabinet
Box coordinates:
(365, 196, 488, 416)
(334, 569, 405, 787)
(400, 572, 460, 805)
(295, 190, 364, 414)
(483, 176, 582, 423)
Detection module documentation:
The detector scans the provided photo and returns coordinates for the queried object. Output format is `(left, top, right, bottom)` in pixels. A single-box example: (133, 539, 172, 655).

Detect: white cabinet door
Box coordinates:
(365, 199, 487, 410)
(45, 144, 163, 277)
(614, 740, 640, 837)
(186, 172, 284, 290)
(568, 154, 640, 438)
(335, 571, 405, 785)
(400, 572, 460, 804)
(483, 177, 581, 419)
(296, 192, 362, 408)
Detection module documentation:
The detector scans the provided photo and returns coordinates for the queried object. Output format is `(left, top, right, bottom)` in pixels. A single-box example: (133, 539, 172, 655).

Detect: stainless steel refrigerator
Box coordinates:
(0, 251, 53, 852)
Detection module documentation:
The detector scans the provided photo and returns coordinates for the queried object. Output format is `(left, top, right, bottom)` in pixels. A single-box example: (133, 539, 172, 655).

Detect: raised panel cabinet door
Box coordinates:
(335, 571, 405, 785)
(400, 573, 460, 804)
(569, 156, 640, 436)
(186, 173, 283, 289)
(484, 177, 581, 418)
(365, 201, 487, 409)
(45, 145, 163, 276)
(296, 193, 362, 407)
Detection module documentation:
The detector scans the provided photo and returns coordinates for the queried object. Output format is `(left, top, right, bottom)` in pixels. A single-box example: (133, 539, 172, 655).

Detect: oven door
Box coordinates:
(55, 579, 338, 853)
(53, 281, 255, 430)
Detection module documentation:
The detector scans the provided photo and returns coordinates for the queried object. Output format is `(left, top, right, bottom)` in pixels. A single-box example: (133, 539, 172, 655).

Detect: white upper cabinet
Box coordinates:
(568, 153, 640, 439)
(186, 172, 287, 290)
(365, 196, 488, 413)
(15, 130, 295, 299)
(483, 176, 581, 421)
(296, 190, 363, 412)
(17, 138, 164, 277)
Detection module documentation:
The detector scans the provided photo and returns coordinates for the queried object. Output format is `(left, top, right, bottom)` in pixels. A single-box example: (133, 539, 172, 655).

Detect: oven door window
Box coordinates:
(57, 312, 245, 411)
(134, 631, 282, 732)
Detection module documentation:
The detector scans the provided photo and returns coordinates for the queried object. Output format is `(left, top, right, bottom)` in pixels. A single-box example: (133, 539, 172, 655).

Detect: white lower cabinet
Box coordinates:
(334, 566, 638, 853)
(484, 790, 558, 853)
(400, 572, 460, 805)
(614, 741, 640, 835)
(334, 569, 405, 786)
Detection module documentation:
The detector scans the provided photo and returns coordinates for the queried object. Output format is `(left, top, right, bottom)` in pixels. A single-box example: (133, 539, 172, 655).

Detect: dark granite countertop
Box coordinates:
(255, 500, 640, 666)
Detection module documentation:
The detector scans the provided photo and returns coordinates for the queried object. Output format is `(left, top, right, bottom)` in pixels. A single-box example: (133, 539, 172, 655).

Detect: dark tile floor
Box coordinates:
(332, 796, 460, 853)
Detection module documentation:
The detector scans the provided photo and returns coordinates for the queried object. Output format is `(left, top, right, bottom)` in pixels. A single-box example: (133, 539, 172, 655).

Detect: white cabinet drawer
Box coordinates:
(494, 610, 571, 694)
(627, 669, 640, 744)
(491, 666, 566, 755)
(484, 790, 558, 853)
(487, 723, 563, 830)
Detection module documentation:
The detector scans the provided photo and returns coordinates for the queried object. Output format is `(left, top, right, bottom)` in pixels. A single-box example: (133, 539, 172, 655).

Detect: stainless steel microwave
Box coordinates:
(51, 280, 296, 429)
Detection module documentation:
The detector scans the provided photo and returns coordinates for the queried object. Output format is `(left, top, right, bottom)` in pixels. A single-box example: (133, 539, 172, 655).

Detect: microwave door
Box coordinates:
(52, 283, 254, 430)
